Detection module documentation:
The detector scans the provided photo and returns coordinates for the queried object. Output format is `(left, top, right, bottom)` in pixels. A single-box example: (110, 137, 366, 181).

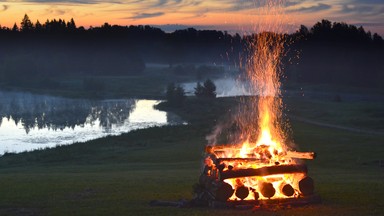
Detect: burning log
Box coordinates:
(215, 182, 234, 202)
(219, 164, 308, 180)
(285, 151, 316, 160)
(207, 145, 316, 160)
(299, 176, 314, 196)
(280, 184, 295, 197)
(235, 186, 249, 200)
(259, 182, 275, 198)
(217, 158, 269, 164)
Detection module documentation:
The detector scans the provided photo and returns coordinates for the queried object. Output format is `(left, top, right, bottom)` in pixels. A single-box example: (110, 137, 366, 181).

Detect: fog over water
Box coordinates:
(182, 77, 253, 97)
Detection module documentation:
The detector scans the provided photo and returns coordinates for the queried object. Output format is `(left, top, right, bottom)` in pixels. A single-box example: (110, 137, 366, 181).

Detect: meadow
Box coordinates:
(0, 96, 383, 215)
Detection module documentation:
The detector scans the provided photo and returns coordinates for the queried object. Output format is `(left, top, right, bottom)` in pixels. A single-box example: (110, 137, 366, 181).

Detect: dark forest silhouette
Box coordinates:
(0, 15, 383, 89)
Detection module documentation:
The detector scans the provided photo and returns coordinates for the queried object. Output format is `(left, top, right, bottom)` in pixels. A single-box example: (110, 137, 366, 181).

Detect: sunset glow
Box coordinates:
(0, 0, 383, 35)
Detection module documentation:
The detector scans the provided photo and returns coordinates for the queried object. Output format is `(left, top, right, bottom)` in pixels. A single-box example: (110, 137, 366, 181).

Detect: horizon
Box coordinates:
(0, 0, 383, 37)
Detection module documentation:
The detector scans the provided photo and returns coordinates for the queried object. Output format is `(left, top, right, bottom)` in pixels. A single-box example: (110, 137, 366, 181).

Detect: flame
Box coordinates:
(205, 0, 310, 201)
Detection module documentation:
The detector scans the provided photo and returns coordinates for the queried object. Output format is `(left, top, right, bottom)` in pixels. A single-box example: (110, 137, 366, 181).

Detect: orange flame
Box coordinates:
(208, 0, 308, 200)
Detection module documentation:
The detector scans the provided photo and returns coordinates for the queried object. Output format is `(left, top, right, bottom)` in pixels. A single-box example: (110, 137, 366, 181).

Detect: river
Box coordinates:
(0, 91, 185, 154)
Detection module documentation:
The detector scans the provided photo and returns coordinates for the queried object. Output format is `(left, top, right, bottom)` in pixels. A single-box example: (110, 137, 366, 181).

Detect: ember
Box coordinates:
(194, 145, 317, 205)
(152, 0, 320, 210)
(192, 0, 320, 208)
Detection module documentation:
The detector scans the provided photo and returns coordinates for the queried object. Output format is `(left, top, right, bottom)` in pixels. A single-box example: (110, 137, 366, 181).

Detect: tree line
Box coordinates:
(0, 15, 383, 89)
(166, 79, 217, 107)
(286, 20, 384, 87)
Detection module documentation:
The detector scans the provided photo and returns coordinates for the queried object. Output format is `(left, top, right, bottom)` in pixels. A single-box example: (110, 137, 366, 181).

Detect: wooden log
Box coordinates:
(219, 164, 308, 180)
(217, 158, 269, 164)
(215, 182, 234, 202)
(209, 145, 316, 160)
(286, 151, 316, 160)
(252, 191, 260, 200)
(281, 184, 295, 197)
(235, 186, 249, 200)
(259, 182, 275, 198)
(299, 176, 314, 196)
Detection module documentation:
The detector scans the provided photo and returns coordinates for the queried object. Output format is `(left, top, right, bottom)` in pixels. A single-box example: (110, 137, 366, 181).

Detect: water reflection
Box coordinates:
(0, 91, 184, 154)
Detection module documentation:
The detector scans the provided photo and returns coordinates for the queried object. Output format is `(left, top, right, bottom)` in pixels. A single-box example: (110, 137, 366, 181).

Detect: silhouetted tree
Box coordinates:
(35, 20, 42, 32)
(0, 15, 383, 89)
(12, 23, 19, 32)
(195, 79, 217, 98)
(20, 14, 33, 32)
(67, 18, 76, 31)
(166, 83, 186, 107)
(203, 79, 217, 98)
(298, 25, 309, 36)
(194, 82, 204, 97)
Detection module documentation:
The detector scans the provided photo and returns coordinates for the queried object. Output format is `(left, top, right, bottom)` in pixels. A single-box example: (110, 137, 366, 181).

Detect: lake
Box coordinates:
(0, 91, 185, 154)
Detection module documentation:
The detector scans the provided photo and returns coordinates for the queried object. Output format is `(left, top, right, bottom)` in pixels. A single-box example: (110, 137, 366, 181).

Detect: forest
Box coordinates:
(0, 14, 383, 89)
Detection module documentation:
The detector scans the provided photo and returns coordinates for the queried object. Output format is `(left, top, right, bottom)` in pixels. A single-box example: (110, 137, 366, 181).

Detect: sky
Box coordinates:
(0, 0, 383, 36)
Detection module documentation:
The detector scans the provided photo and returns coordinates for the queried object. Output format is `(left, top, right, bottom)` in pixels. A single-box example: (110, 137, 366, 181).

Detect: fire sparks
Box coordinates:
(198, 0, 316, 203)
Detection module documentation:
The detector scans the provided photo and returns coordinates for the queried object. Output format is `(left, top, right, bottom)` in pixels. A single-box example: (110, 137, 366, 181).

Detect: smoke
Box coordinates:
(205, 106, 246, 146)
(205, 123, 223, 145)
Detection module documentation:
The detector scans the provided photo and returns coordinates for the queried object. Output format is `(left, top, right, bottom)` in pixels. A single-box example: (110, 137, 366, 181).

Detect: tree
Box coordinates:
(12, 23, 19, 32)
(298, 25, 309, 36)
(35, 20, 42, 32)
(166, 83, 186, 107)
(67, 18, 76, 31)
(20, 14, 33, 32)
(194, 82, 204, 97)
(195, 79, 217, 98)
(202, 79, 216, 98)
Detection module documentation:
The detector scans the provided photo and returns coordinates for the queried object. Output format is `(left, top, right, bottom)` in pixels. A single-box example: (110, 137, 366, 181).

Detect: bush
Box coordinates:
(194, 79, 216, 98)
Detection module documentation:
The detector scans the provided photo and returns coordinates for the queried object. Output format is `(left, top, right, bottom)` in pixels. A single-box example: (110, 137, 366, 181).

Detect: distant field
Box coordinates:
(0, 96, 383, 215)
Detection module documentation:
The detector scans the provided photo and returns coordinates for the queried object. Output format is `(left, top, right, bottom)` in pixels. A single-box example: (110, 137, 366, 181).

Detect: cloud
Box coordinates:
(1, 5, 9, 11)
(352, 22, 384, 27)
(6, 0, 125, 4)
(341, 4, 384, 17)
(126, 12, 165, 20)
(285, 0, 303, 7)
(350, 0, 384, 4)
(22, 0, 100, 4)
(342, 4, 374, 14)
(287, 3, 331, 13)
(45, 8, 67, 15)
(152, 24, 213, 32)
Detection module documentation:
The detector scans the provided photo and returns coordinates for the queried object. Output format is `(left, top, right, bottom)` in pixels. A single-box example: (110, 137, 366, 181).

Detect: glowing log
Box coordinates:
(280, 184, 295, 197)
(285, 151, 316, 160)
(299, 176, 314, 196)
(208, 146, 316, 160)
(219, 164, 308, 180)
(217, 158, 269, 164)
(235, 186, 249, 200)
(259, 182, 275, 198)
(215, 182, 234, 202)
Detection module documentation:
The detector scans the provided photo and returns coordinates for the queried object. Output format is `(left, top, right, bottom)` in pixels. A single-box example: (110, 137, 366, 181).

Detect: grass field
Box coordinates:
(0, 96, 383, 215)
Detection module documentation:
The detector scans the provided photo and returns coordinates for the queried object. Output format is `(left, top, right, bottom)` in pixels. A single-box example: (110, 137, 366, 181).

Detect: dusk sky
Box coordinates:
(0, 0, 383, 36)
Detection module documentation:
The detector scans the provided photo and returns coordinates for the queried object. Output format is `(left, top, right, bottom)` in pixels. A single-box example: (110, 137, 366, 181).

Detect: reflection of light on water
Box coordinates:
(0, 99, 182, 154)
(129, 100, 167, 124)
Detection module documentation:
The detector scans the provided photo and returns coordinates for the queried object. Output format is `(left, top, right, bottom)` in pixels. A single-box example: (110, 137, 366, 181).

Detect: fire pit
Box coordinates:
(151, 1, 321, 210)
(191, 14, 321, 208)
(193, 145, 320, 208)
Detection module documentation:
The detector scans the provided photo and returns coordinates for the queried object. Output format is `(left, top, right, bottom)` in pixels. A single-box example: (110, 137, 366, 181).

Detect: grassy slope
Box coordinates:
(0, 97, 383, 215)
